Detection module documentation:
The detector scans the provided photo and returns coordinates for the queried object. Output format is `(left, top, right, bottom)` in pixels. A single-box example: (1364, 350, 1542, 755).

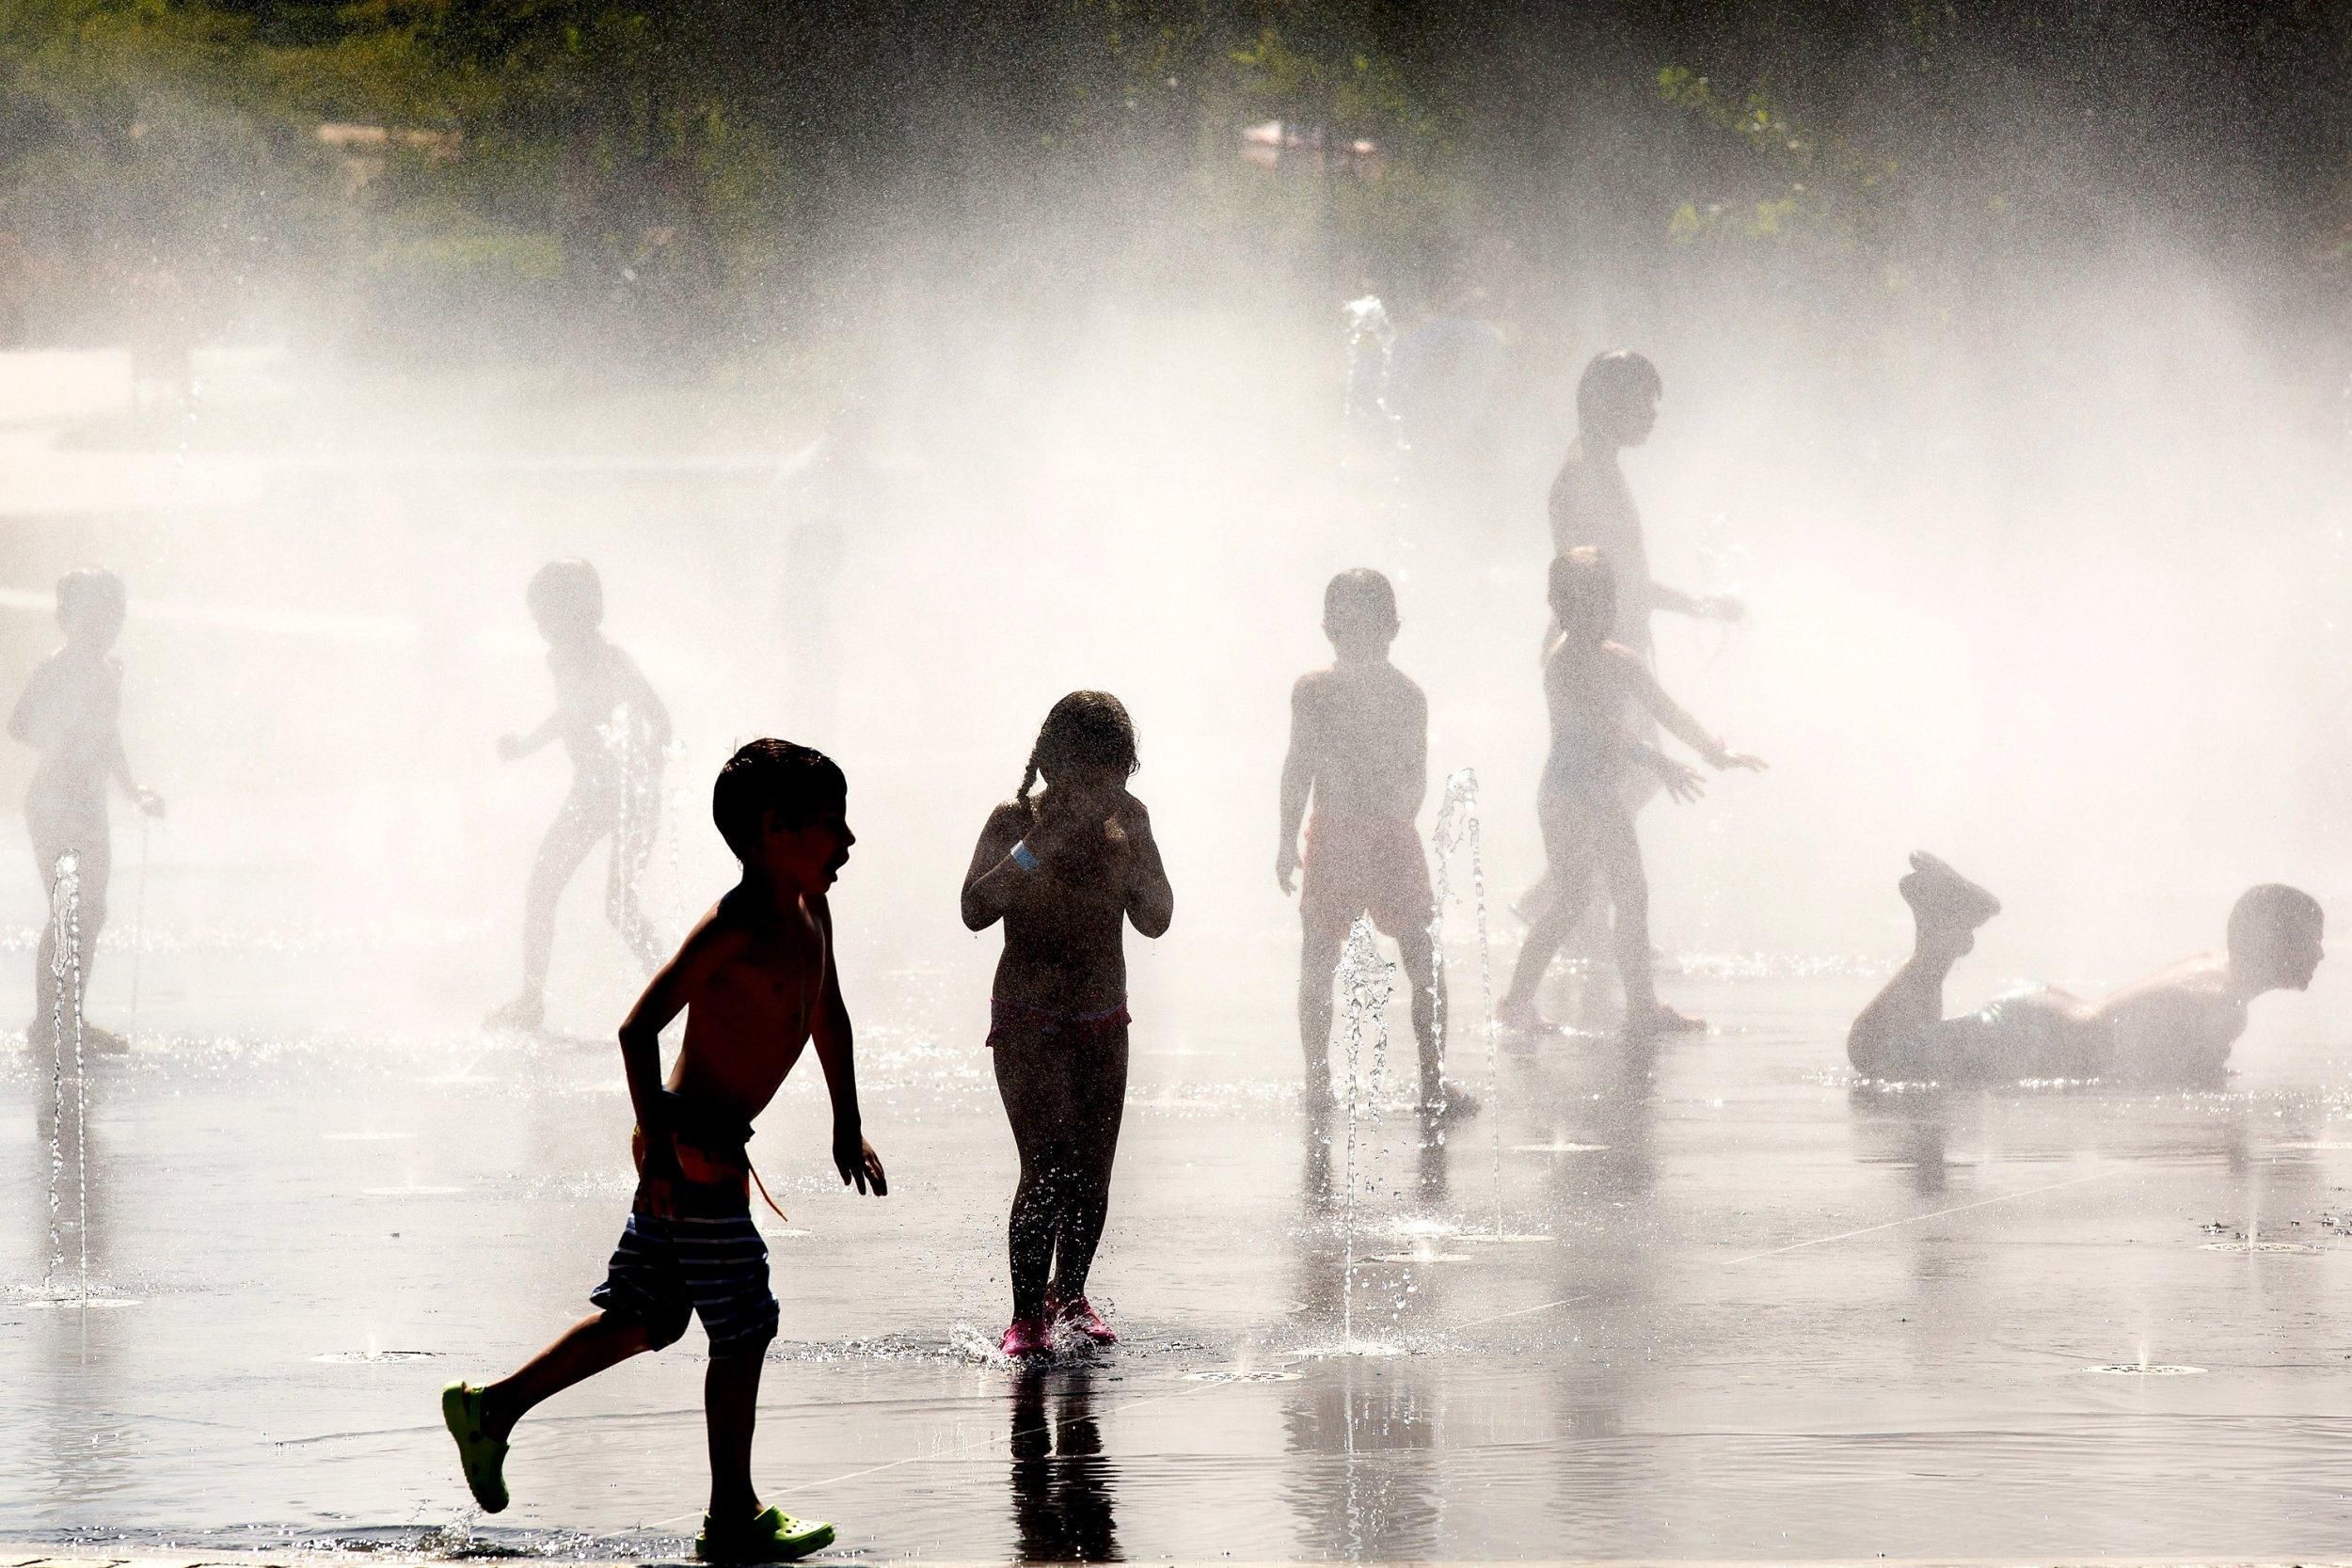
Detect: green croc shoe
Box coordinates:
(697, 1506, 835, 1562)
(440, 1381, 510, 1513)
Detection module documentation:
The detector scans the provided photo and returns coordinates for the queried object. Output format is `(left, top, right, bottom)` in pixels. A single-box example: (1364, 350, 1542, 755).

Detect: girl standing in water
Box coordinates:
(961, 692, 1173, 1357)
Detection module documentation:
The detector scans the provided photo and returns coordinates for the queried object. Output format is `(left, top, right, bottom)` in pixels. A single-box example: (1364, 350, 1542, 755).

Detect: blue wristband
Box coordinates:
(1009, 840, 1041, 873)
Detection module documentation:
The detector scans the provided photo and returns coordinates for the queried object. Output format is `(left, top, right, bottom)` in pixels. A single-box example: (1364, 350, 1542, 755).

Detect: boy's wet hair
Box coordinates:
(2227, 883, 2322, 956)
(1018, 690, 1138, 815)
(1576, 349, 1661, 430)
(1324, 567, 1398, 631)
(56, 566, 125, 623)
(1549, 546, 1616, 624)
(527, 558, 604, 633)
(712, 739, 847, 860)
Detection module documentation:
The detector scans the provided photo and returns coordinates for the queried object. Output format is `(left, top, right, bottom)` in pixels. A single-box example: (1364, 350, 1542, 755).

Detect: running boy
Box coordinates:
(1499, 548, 1764, 1036)
(444, 739, 886, 1561)
(10, 567, 164, 1052)
(489, 559, 670, 1031)
(1848, 854, 2323, 1085)
(1277, 568, 1462, 1116)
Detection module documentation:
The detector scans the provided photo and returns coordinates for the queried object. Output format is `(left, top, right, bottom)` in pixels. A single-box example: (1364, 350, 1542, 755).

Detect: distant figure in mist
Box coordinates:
(961, 691, 1174, 1359)
(1848, 856, 2324, 1085)
(487, 560, 670, 1032)
(1549, 350, 1744, 651)
(10, 568, 164, 1053)
(1277, 569, 1468, 1117)
(1500, 549, 1764, 1037)
(443, 740, 884, 1560)
(1525, 350, 1746, 929)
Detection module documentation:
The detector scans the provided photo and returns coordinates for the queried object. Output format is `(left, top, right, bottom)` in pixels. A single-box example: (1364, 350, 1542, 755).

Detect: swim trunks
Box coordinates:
(987, 994, 1131, 1049)
(589, 1127, 776, 1356)
(1300, 812, 1434, 938)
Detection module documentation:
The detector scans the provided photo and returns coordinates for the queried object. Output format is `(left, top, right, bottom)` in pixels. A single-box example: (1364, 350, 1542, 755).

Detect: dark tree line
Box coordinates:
(3, 0, 2346, 360)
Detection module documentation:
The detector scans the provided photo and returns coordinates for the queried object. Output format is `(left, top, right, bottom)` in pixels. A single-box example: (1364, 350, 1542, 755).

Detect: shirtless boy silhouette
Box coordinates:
(10, 567, 164, 1051)
(1848, 855, 2323, 1085)
(1548, 351, 1743, 650)
(1499, 549, 1763, 1037)
(1278, 569, 1460, 1115)
(445, 740, 884, 1561)
(489, 559, 670, 1031)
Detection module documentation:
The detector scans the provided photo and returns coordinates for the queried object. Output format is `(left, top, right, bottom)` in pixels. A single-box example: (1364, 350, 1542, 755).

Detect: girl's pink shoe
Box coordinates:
(1052, 1292, 1117, 1344)
(998, 1318, 1050, 1359)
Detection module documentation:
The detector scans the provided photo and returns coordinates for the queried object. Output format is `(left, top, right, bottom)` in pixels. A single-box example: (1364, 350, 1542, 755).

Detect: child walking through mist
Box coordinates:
(961, 691, 1173, 1357)
(11, 567, 164, 1052)
(489, 558, 670, 1031)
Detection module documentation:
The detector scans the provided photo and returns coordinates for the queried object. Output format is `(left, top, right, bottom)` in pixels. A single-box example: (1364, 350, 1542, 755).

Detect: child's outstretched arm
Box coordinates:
(1624, 657, 1766, 772)
(808, 893, 886, 1196)
(498, 711, 564, 762)
(1276, 677, 1318, 893)
(1648, 579, 1744, 623)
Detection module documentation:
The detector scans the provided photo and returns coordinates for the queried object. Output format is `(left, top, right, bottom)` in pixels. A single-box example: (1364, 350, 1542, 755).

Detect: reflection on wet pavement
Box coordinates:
(7, 966, 2352, 1560)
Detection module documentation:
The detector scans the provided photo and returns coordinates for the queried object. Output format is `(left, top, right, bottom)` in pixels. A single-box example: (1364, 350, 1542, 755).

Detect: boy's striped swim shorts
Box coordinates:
(589, 1207, 778, 1357)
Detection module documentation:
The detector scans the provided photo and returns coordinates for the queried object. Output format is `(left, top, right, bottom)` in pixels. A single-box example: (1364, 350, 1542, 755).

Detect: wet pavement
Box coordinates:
(8, 954, 2352, 1561)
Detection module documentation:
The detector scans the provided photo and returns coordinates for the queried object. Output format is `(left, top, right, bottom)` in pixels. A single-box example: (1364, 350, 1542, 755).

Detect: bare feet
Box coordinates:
(1421, 1082, 1480, 1119)
(1899, 851, 2001, 952)
(485, 994, 545, 1032)
(26, 1019, 127, 1053)
(1624, 1001, 1706, 1037)
(1497, 997, 1555, 1037)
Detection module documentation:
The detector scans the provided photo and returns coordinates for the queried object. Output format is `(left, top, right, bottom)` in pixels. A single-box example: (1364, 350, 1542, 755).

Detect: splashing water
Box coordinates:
(1335, 915, 1394, 1351)
(1342, 293, 1396, 436)
(46, 849, 88, 1293)
(1429, 768, 1506, 1239)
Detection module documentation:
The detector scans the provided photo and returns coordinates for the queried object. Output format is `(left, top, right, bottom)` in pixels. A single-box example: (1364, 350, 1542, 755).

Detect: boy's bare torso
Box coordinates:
(548, 639, 650, 777)
(1549, 443, 1650, 651)
(1294, 663, 1424, 820)
(669, 888, 831, 1123)
(17, 651, 120, 806)
(2088, 955, 2249, 1081)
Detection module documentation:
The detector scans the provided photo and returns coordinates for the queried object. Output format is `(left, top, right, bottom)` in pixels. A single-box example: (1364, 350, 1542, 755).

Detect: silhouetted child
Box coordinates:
(489, 559, 670, 1031)
(444, 739, 885, 1562)
(961, 691, 1173, 1358)
(10, 567, 164, 1052)
(1849, 857, 2323, 1085)
(1548, 351, 1743, 650)
(1277, 568, 1464, 1117)
(1524, 350, 1745, 923)
(1499, 548, 1764, 1037)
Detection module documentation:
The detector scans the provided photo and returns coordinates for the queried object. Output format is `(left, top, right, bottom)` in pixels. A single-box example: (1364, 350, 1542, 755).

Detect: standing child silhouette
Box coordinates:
(1277, 568, 1466, 1117)
(961, 691, 1173, 1357)
(1500, 548, 1764, 1036)
(489, 559, 670, 1031)
(10, 567, 164, 1052)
